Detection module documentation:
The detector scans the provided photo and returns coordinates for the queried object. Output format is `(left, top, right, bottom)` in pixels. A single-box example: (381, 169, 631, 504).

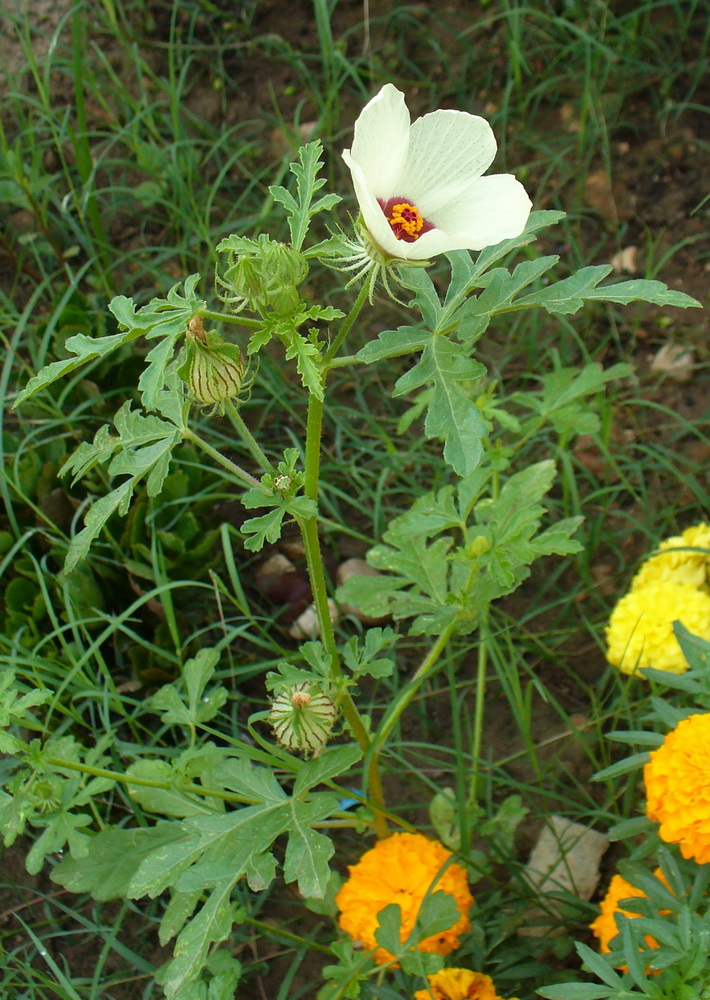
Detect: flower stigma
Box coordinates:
(379, 197, 433, 242)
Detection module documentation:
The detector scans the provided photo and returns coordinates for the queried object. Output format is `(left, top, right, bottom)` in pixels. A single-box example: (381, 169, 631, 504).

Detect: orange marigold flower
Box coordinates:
(414, 967, 519, 1000)
(631, 523, 710, 593)
(335, 832, 473, 965)
(590, 870, 667, 958)
(645, 712, 710, 864)
(605, 580, 710, 675)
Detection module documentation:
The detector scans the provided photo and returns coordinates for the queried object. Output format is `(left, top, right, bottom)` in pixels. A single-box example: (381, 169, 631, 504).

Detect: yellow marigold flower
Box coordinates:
(590, 870, 667, 958)
(335, 832, 473, 965)
(645, 712, 710, 864)
(414, 967, 519, 1000)
(631, 524, 710, 592)
(605, 580, 710, 675)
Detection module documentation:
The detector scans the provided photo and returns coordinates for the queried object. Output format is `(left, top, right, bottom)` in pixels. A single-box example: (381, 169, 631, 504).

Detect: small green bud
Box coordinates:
(273, 474, 292, 493)
(219, 237, 309, 316)
(466, 535, 491, 559)
(227, 255, 266, 309)
(178, 319, 245, 410)
(28, 775, 62, 813)
(268, 682, 336, 757)
(263, 241, 309, 288)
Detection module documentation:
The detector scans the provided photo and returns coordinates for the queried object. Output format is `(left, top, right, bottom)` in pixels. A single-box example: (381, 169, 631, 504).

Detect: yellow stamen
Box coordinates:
(388, 201, 424, 239)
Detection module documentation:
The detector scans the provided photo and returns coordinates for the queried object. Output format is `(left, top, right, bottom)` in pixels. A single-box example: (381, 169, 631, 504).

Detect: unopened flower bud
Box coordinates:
(221, 240, 309, 316)
(178, 328, 245, 409)
(227, 255, 266, 310)
(466, 535, 491, 559)
(265, 242, 309, 285)
(268, 682, 336, 756)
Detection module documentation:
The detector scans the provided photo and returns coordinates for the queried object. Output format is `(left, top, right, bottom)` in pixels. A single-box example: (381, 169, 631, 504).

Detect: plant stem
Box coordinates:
(359, 619, 460, 840)
(225, 401, 273, 473)
(323, 279, 370, 367)
(201, 309, 263, 329)
(43, 756, 252, 805)
(326, 354, 364, 369)
(370, 620, 459, 756)
(183, 428, 265, 491)
(242, 915, 335, 956)
(297, 283, 390, 837)
(468, 619, 488, 808)
(297, 511, 373, 772)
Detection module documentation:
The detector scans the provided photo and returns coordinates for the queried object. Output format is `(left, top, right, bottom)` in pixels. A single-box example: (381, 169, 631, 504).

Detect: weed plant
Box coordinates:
(0, 1, 709, 998)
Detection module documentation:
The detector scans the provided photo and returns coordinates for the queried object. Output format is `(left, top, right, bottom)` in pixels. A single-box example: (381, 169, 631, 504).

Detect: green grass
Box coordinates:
(1, 0, 709, 997)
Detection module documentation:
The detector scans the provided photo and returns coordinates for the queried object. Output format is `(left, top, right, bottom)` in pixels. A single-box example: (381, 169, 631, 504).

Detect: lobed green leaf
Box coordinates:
(269, 141, 341, 252)
(393, 334, 487, 476)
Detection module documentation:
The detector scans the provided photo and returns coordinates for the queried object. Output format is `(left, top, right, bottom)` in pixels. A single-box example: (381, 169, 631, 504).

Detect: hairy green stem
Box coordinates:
(183, 428, 265, 491)
(323, 280, 370, 367)
(369, 620, 459, 756)
(297, 285, 390, 837)
(42, 756, 252, 805)
(326, 354, 364, 369)
(225, 401, 273, 473)
(359, 619, 460, 840)
(201, 309, 263, 329)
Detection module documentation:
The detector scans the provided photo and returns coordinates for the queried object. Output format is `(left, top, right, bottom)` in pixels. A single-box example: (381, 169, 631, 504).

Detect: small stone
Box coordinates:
(559, 102, 579, 133)
(288, 599, 339, 640)
(611, 245, 638, 274)
(649, 342, 695, 382)
(255, 553, 294, 585)
(584, 168, 618, 222)
(521, 816, 609, 938)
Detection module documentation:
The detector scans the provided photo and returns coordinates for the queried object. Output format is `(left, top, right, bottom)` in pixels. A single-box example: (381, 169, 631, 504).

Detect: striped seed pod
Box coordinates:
(178, 326, 245, 408)
(268, 682, 336, 757)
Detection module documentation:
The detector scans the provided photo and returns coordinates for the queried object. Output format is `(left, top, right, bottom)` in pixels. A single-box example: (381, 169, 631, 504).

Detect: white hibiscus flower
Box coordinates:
(342, 83, 532, 261)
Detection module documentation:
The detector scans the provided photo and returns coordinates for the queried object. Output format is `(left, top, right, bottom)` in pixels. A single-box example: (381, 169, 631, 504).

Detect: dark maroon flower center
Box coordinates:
(378, 196, 434, 242)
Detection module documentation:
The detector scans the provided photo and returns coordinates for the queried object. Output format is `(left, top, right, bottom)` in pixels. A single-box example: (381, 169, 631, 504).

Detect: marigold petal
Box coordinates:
(590, 869, 669, 970)
(605, 580, 710, 675)
(413, 967, 517, 1000)
(336, 832, 473, 965)
(631, 523, 710, 592)
(644, 712, 710, 863)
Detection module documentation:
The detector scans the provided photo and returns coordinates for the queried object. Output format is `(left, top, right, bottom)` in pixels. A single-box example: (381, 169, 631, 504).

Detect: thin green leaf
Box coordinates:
(592, 752, 651, 781)
(536, 986, 616, 999)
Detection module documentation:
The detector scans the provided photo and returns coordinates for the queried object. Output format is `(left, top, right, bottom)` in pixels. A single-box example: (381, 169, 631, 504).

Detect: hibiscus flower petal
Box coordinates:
(428, 173, 533, 251)
(345, 82, 411, 199)
(342, 151, 409, 257)
(399, 110, 497, 215)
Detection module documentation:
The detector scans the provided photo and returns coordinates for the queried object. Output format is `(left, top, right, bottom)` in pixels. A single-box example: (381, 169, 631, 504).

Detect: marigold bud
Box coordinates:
(268, 682, 336, 756)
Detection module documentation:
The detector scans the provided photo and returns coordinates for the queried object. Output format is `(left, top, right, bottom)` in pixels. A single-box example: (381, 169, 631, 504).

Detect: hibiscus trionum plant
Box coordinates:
(7, 85, 701, 999)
